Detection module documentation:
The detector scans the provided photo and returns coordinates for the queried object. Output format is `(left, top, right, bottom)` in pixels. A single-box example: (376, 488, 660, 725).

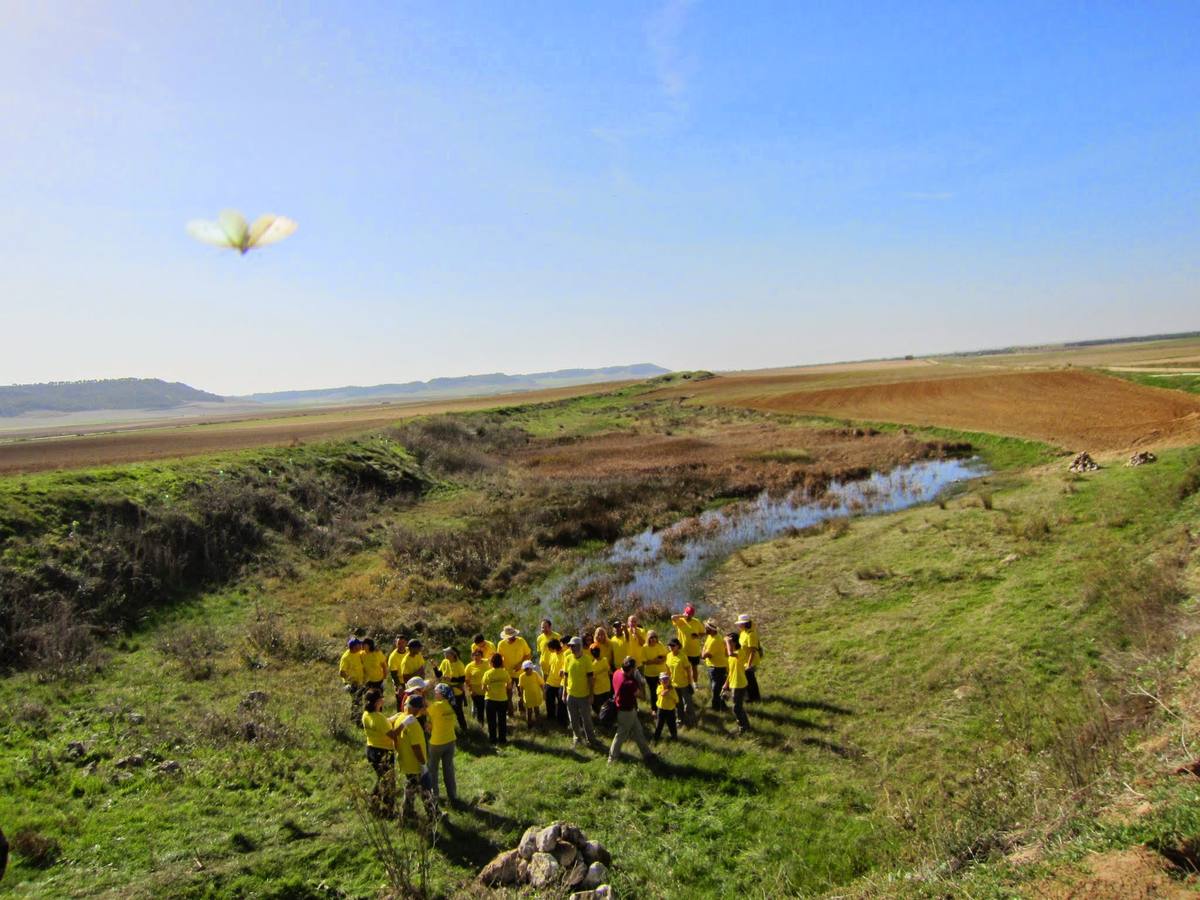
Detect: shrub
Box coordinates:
(11, 828, 61, 868)
(157, 625, 225, 680)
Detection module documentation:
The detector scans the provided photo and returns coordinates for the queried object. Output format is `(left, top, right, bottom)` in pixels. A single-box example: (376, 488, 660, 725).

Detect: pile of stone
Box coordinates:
(1068, 452, 1100, 473)
(478, 821, 613, 897)
(1127, 451, 1157, 467)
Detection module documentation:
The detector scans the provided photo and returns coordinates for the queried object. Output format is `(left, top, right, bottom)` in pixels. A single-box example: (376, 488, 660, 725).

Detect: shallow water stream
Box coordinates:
(536, 456, 986, 618)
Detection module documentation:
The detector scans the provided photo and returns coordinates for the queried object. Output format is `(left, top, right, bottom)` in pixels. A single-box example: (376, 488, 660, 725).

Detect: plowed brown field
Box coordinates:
(660, 369, 1200, 450)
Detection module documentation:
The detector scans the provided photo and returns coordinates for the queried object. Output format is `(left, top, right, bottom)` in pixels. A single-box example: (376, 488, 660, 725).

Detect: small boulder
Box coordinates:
(569, 886, 613, 900)
(561, 822, 586, 846)
(115, 754, 145, 769)
(241, 691, 269, 708)
(517, 825, 539, 860)
(582, 840, 612, 866)
(535, 822, 563, 852)
(555, 840, 579, 869)
(516, 857, 530, 883)
(478, 849, 522, 886)
(582, 861, 609, 889)
(529, 851, 562, 889)
(156, 760, 182, 775)
(565, 857, 589, 888)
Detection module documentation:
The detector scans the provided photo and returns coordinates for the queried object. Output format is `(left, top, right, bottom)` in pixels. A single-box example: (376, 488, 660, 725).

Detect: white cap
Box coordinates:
(405, 677, 428, 690)
(736, 613, 752, 625)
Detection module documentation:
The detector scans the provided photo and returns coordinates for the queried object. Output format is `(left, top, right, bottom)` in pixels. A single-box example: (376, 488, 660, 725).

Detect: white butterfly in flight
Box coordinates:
(186, 209, 298, 254)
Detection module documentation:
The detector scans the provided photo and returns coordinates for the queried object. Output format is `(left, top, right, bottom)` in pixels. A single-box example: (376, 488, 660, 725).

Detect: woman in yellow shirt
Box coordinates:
(592, 626, 615, 672)
(541, 638, 567, 725)
(665, 637, 697, 726)
(463, 648, 488, 727)
(701, 619, 729, 712)
(427, 684, 459, 806)
(654, 673, 679, 742)
(481, 653, 512, 745)
(360, 638, 388, 692)
(518, 660, 545, 726)
(721, 632, 752, 734)
(395, 695, 437, 821)
(671, 605, 706, 682)
(590, 644, 613, 714)
(361, 688, 401, 815)
(437, 647, 468, 730)
(736, 614, 762, 702)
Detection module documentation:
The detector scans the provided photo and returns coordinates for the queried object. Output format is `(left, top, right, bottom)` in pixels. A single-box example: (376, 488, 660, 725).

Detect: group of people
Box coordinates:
(338, 605, 764, 819)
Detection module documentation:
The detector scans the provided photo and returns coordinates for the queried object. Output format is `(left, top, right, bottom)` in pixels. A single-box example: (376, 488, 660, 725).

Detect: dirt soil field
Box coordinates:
(660, 369, 1200, 451)
(1029, 847, 1197, 899)
(0, 382, 634, 475)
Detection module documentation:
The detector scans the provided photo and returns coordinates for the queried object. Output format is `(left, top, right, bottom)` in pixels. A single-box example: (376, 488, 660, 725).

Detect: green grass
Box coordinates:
(3, 437, 1196, 896)
(1106, 369, 1200, 395)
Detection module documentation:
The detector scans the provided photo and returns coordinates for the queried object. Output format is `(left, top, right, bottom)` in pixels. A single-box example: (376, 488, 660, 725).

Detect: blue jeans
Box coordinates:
(708, 666, 727, 710)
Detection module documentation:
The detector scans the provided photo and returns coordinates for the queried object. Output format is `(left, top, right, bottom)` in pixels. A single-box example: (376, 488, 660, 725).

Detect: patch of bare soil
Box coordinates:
(1028, 847, 1197, 899)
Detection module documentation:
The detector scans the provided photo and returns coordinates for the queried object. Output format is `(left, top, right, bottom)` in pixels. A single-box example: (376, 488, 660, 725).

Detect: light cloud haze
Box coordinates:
(1, 2, 1197, 395)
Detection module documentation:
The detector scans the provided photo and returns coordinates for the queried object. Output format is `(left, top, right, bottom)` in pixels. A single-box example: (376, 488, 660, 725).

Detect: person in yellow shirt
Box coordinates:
(463, 648, 489, 727)
(427, 683, 459, 806)
(701, 619, 729, 712)
(736, 614, 762, 702)
(590, 644, 613, 714)
(340, 638, 366, 717)
(387, 636, 408, 691)
(563, 636, 600, 747)
(721, 632, 752, 734)
(608, 622, 628, 672)
(471, 633, 496, 663)
(640, 630, 668, 712)
(362, 688, 402, 815)
(541, 638, 567, 725)
(654, 673, 679, 742)
(518, 660, 545, 726)
(536, 619, 561, 658)
(671, 605, 706, 683)
(437, 647, 468, 730)
(360, 638, 388, 691)
(665, 637, 697, 726)
(592, 626, 616, 672)
(395, 695, 437, 821)
(497, 626, 531, 712)
(481, 653, 512, 745)
(626, 614, 647, 666)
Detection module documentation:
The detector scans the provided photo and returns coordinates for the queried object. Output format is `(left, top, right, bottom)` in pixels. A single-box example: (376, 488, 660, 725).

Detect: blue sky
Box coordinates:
(2, 1, 1197, 394)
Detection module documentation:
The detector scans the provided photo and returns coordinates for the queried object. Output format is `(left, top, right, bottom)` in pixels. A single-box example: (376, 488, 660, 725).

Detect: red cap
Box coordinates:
(683, 605, 695, 616)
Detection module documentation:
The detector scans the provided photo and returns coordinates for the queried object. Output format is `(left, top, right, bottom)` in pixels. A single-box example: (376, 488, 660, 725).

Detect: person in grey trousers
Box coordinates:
(608, 657, 657, 765)
(427, 684, 458, 805)
(564, 636, 601, 747)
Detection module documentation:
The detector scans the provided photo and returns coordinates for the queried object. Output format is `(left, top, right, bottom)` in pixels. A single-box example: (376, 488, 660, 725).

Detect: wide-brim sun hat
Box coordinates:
(500, 625, 520, 638)
(704, 618, 719, 630)
(405, 677, 428, 690)
(736, 614, 752, 625)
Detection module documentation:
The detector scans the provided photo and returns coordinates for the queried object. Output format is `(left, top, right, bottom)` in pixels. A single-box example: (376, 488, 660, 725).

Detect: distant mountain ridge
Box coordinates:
(0, 378, 223, 418)
(242, 364, 670, 405)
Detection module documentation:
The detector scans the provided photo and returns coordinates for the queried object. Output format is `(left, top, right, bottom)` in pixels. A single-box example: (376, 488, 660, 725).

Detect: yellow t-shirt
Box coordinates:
(656, 683, 679, 711)
(608, 636, 628, 669)
(564, 652, 594, 699)
(472, 639, 496, 661)
(666, 650, 692, 688)
(428, 699, 457, 746)
(536, 631, 561, 656)
(702, 634, 728, 668)
(672, 616, 705, 657)
(387, 648, 405, 676)
(739, 627, 761, 666)
(627, 627, 647, 664)
(362, 650, 388, 683)
(482, 667, 512, 702)
(519, 670, 545, 708)
(439, 658, 467, 695)
(591, 655, 612, 694)
(726, 645, 750, 689)
(464, 660, 488, 695)
(395, 716, 426, 775)
(362, 710, 396, 749)
(641, 641, 668, 676)
(399, 651, 425, 680)
(339, 649, 364, 685)
(543, 651, 565, 687)
(498, 637, 532, 674)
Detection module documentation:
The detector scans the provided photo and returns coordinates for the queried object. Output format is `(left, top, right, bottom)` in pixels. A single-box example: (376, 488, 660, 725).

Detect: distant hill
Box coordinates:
(0, 378, 223, 417)
(243, 364, 670, 406)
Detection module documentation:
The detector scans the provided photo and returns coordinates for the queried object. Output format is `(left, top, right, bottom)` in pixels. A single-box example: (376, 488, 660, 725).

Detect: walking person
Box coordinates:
(437, 647, 468, 730)
(671, 605, 706, 684)
(736, 614, 763, 702)
(464, 648, 488, 727)
(481, 652, 511, 745)
(362, 688, 401, 815)
(541, 638, 567, 725)
(722, 632, 752, 734)
(426, 684, 459, 807)
(395, 695, 438, 822)
(701, 619, 729, 711)
(564, 636, 600, 747)
(608, 657, 656, 764)
(654, 673, 679, 742)
(665, 637, 697, 726)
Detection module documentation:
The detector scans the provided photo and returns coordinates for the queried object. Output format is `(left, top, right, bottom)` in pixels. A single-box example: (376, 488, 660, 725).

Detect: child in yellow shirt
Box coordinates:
(518, 660, 545, 726)
(654, 673, 679, 742)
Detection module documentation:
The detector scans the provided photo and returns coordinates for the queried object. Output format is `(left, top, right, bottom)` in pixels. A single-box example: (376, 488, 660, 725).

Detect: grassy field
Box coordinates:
(1, 383, 1198, 898)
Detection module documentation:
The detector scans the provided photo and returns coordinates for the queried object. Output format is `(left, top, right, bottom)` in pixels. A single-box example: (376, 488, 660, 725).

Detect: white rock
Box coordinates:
(582, 861, 609, 889)
(517, 825, 539, 860)
(535, 822, 563, 852)
(529, 851, 562, 889)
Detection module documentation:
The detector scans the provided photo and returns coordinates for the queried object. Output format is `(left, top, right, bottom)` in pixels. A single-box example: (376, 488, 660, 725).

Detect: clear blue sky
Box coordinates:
(2, 1, 1197, 394)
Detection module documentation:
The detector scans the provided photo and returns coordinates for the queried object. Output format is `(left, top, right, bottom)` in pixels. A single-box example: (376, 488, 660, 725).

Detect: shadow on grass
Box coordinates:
(799, 736, 862, 759)
(750, 708, 834, 731)
(765, 695, 853, 716)
(439, 816, 510, 869)
(646, 757, 757, 789)
(508, 737, 592, 762)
